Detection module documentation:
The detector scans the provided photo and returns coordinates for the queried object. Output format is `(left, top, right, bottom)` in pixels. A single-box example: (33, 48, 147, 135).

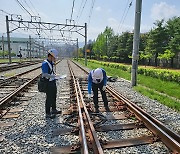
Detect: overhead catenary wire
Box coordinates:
(117, 0, 133, 34)
(70, 0, 75, 22)
(23, 0, 37, 16)
(0, 9, 11, 16)
(15, 0, 32, 16)
(13, 0, 50, 39)
(76, 0, 87, 24)
(76, 0, 84, 21)
(28, 0, 40, 16)
(88, 0, 96, 26)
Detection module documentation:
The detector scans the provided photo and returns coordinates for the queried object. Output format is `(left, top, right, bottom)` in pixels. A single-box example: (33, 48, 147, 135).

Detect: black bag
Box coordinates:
(38, 77, 48, 93)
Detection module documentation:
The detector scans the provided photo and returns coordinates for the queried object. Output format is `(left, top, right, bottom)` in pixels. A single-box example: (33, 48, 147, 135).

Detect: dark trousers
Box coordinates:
(45, 81, 57, 114)
(92, 82, 108, 110)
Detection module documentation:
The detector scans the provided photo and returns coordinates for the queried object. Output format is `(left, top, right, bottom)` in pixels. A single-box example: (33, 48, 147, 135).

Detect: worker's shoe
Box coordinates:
(46, 113, 56, 119)
(52, 109, 62, 114)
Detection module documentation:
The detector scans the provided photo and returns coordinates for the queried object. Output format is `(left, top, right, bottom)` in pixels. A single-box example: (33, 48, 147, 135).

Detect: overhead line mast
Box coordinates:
(131, 0, 142, 86)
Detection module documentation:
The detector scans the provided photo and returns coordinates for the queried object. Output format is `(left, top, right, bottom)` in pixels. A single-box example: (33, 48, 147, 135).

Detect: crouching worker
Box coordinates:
(41, 49, 61, 119)
(88, 68, 110, 112)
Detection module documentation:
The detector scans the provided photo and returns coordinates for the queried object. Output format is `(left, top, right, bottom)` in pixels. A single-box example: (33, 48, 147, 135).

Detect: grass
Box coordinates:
(138, 74, 180, 100)
(76, 59, 180, 112)
(4, 72, 16, 77)
(134, 86, 180, 112)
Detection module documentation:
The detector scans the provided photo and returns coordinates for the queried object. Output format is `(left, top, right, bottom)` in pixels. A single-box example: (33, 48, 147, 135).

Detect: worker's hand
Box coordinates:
(88, 94, 92, 100)
(102, 85, 106, 91)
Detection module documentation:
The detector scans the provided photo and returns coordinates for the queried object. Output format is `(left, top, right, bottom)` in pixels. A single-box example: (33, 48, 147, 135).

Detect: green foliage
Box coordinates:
(139, 51, 152, 60)
(134, 86, 180, 112)
(76, 59, 180, 111)
(88, 59, 180, 83)
(86, 17, 180, 68)
(158, 49, 175, 60)
(166, 17, 180, 55)
(145, 20, 169, 66)
(137, 73, 180, 100)
(0, 50, 16, 57)
(138, 67, 179, 83)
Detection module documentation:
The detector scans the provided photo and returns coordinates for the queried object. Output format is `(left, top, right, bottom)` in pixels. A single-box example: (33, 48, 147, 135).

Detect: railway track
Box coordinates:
(0, 60, 61, 142)
(52, 60, 180, 153)
(0, 60, 42, 73)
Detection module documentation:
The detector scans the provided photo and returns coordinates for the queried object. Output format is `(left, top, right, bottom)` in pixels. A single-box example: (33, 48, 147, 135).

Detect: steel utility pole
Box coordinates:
(6, 15, 11, 63)
(2, 35, 5, 59)
(29, 35, 32, 61)
(131, 0, 142, 86)
(76, 38, 79, 61)
(27, 41, 29, 58)
(106, 34, 108, 56)
(42, 41, 44, 58)
(39, 44, 41, 58)
(85, 23, 87, 66)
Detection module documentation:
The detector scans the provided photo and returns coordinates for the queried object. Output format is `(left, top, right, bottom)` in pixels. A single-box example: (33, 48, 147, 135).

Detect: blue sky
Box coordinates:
(0, 0, 180, 42)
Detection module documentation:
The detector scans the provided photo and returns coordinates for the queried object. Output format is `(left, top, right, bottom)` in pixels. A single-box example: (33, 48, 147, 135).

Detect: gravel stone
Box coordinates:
(0, 60, 178, 154)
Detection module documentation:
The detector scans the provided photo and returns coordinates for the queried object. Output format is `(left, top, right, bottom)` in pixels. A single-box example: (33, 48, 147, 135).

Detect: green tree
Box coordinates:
(145, 20, 168, 66)
(116, 32, 133, 63)
(92, 26, 114, 59)
(158, 49, 175, 67)
(166, 17, 180, 67)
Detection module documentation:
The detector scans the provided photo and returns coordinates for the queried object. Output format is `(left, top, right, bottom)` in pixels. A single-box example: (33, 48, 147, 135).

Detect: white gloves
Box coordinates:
(102, 85, 106, 91)
(88, 94, 92, 100)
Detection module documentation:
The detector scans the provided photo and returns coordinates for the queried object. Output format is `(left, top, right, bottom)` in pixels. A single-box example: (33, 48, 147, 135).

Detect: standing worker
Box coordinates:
(41, 49, 61, 119)
(88, 68, 110, 112)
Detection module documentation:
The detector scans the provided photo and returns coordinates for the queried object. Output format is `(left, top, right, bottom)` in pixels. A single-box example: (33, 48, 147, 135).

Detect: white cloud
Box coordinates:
(95, 6, 102, 12)
(88, 26, 104, 40)
(151, 2, 179, 20)
(107, 18, 119, 29)
(107, 18, 134, 34)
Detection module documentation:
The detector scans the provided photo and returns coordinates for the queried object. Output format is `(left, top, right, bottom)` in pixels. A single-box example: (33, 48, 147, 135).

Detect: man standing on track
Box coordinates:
(41, 49, 61, 119)
(87, 68, 110, 112)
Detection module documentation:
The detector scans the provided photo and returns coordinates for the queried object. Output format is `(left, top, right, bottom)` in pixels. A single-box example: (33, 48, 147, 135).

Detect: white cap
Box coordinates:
(48, 49, 58, 58)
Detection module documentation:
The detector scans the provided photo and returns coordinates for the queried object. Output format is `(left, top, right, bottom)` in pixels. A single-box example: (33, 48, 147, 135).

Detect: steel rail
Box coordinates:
(68, 61, 89, 154)
(0, 60, 62, 86)
(107, 86, 180, 153)
(0, 60, 61, 107)
(0, 60, 42, 72)
(0, 73, 40, 107)
(71, 60, 180, 153)
(76, 79, 104, 154)
(108, 85, 180, 143)
(0, 66, 41, 86)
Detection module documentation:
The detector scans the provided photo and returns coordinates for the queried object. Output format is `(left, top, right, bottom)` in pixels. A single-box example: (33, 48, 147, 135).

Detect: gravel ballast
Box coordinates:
(0, 59, 179, 153)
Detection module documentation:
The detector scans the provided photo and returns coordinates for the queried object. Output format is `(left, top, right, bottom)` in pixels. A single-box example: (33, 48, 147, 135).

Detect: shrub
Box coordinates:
(87, 59, 180, 83)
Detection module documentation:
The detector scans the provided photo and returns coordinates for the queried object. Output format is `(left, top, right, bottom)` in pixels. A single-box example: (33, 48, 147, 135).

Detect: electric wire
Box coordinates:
(23, 0, 37, 16)
(88, 0, 96, 26)
(70, 0, 75, 22)
(76, 0, 87, 24)
(0, 9, 11, 16)
(76, 0, 84, 21)
(117, 0, 130, 33)
(28, 0, 40, 16)
(15, 0, 32, 16)
(69, 0, 75, 40)
(117, 0, 133, 34)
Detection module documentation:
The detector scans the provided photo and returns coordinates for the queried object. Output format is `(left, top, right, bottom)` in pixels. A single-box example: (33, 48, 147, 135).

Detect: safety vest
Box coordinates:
(44, 60, 55, 81)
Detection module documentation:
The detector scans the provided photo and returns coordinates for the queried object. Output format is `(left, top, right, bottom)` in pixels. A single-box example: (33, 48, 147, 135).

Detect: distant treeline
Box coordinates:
(80, 16, 180, 68)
